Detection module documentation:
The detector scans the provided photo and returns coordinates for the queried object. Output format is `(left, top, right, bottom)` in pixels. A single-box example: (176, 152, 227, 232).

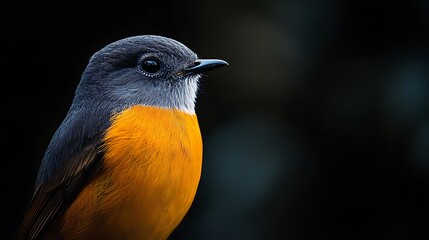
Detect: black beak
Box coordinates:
(183, 59, 228, 76)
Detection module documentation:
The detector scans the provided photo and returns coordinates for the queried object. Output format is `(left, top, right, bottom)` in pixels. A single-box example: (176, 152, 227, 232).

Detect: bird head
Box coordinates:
(75, 35, 227, 114)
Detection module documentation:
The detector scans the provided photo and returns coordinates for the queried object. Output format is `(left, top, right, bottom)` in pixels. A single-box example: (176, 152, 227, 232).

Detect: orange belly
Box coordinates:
(49, 106, 202, 240)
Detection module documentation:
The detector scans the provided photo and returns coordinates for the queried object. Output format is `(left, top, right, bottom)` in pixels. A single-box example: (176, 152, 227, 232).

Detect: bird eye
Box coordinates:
(140, 58, 161, 74)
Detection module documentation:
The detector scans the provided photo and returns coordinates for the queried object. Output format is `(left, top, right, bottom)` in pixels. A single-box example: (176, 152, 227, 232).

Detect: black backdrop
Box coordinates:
(3, 0, 429, 239)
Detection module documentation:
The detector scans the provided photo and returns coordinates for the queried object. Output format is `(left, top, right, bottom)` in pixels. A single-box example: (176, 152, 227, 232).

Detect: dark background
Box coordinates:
(3, 0, 429, 239)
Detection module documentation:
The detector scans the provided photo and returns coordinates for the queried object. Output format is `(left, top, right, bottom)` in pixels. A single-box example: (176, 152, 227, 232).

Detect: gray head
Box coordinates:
(74, 35, 227, 114)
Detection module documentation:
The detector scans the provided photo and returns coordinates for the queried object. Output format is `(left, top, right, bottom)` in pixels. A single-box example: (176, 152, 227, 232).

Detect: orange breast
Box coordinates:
(53, 106, 202, 240)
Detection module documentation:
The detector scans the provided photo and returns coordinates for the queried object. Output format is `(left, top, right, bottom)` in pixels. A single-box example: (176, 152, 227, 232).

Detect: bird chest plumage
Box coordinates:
(54, 106, 203, 240)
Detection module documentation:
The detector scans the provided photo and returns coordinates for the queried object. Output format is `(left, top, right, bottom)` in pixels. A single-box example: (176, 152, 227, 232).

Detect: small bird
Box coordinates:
(18, 35, 227, 240)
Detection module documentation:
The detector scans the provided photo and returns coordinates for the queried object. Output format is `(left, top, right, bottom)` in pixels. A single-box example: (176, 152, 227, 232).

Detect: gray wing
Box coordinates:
(18, 106, 111, 240)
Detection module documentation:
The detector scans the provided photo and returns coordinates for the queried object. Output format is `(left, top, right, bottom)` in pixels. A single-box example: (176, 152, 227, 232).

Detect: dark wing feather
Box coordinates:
(18, 137, 104, 240)
(18, 104, 112, 240)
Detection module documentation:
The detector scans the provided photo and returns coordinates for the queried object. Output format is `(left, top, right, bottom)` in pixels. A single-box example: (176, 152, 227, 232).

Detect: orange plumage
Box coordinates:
(48, 106, 202, 240)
